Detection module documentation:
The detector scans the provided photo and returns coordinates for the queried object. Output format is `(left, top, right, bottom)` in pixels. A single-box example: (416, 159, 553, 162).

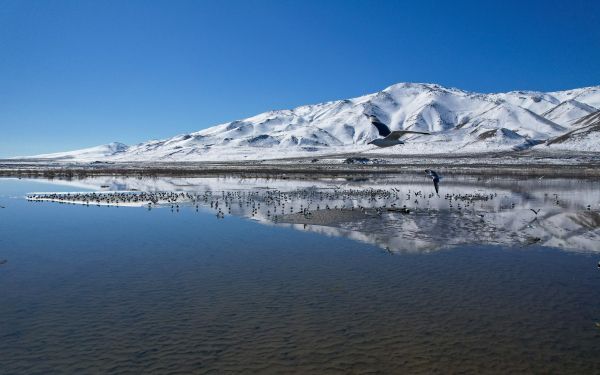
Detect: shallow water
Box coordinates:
(1, 177, 599, 374)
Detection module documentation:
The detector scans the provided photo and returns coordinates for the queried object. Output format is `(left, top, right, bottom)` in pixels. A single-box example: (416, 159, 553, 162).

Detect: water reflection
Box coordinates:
(25, 175, 600, 253)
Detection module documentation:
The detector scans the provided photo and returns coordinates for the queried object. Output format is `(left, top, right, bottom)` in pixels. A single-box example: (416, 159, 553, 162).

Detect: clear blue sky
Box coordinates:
(1, 0, 599, 157)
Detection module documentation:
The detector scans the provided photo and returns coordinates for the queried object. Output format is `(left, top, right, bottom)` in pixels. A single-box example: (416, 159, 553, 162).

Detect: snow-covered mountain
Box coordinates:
(21, 83, 600, 161)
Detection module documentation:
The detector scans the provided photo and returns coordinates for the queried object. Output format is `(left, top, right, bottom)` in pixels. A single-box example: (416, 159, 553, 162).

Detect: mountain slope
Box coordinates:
(21, 83, 600, 162)
(541, 99, 598, 126)
(22, 142, 129, 161)
(546, 111, 600, 151)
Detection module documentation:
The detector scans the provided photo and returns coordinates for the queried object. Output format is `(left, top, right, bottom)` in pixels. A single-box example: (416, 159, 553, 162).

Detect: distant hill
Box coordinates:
(21, 83, 600, 161)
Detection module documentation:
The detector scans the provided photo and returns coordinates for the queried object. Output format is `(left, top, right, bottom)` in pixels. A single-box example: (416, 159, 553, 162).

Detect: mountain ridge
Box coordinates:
(18, 82, 600, 161)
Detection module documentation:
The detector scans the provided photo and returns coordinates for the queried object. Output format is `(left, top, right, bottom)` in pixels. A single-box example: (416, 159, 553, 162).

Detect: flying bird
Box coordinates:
(366, 115, 430, 148)
(530, 208, 541, 215)
(425, 169, 440, 194)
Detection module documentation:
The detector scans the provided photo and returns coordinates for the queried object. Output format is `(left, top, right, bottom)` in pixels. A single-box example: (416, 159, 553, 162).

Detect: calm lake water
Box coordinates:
(1, 176, 599, 374)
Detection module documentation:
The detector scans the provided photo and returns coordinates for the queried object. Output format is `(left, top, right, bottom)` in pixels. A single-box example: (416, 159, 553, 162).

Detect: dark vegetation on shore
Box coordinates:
(1, 162, 600, 180)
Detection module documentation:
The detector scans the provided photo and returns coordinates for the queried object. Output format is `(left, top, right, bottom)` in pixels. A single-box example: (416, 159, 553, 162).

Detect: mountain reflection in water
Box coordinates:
(26, 175, 600, 253)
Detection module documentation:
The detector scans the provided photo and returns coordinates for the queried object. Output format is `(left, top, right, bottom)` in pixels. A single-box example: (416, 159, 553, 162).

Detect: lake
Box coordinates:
(1, 175, 599, 373)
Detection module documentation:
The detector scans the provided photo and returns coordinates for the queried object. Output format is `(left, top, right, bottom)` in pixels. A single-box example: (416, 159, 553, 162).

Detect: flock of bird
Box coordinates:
(25, 171, 543, 226)
(27, 169, 445, 211)
(24, 167, 600, 228)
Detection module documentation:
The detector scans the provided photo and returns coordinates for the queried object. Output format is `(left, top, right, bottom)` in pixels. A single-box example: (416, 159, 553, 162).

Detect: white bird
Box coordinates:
(366, 115, 430, 148)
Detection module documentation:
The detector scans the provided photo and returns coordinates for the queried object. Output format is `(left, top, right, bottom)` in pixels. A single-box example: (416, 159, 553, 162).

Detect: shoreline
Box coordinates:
(2, 162, 600, 179)
(2, 151, 600, 178)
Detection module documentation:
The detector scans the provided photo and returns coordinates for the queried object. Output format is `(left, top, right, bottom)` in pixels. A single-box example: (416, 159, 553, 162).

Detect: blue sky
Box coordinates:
(1, 0, 599, 157)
